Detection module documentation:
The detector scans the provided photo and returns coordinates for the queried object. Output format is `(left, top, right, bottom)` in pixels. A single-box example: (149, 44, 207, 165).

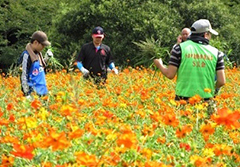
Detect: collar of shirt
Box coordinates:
(189, 35, 209, 45)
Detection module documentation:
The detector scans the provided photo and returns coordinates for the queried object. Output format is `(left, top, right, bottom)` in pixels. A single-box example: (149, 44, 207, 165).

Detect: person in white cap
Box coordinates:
(76, 26, 118, 85)
(154, 19, 225, 101)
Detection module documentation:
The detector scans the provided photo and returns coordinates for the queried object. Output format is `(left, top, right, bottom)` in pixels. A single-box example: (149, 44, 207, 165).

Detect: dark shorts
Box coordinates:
(175, 95, 211, 101)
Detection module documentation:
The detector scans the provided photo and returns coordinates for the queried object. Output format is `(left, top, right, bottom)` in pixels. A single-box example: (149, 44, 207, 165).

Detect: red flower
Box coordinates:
(180, 143, 191, 152)
(7, 103, 14, 111)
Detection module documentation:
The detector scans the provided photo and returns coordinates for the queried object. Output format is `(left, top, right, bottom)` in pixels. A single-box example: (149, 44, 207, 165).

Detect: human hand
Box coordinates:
(154, 58, 163, 66)
(112, 68, 118, 75)
(177, 35, 182, 44)
(80, 67, 89, 77)
(26, 95, 33, 100)
(46, 49, 53, 57)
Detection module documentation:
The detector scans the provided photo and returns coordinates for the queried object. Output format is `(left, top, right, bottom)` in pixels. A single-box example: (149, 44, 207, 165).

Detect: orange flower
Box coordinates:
(116, 128, 138, 149)
(49, 103, 59, 110)
(212, 144, 232, 156)
(188, 95, 202, 105)
(123, 68, 130, 74)
(109, 152, 120, 165)
(176, 124, 192, 138)
(140, 148, 153, 159)
(102, 110, 114, 119)
(179, 99, 187, 105)
(199, 123, 215, 141)
(190, 155, 212, 167)
(157, 137, 166, 144)
(1, 154, 14, 166)
(150, 111, 162, 123)
(141, 124, 154, 137)
(1, 135, 19, 144)
(211, 108, 240, 129)
(10, 144, 34, 160)
(140, 89, 150, 101)
(43, 131, 71, 151)
(41, 162, 52, 167)
(114, 86, 122, 95)
(229, 131, 240, 144)
(145, 160, 171, 167)
(0, 118, 9, 126)
(84, 122, 98, 136)
(162, 114, 179, 127)
(0, 110, 3, 117)
(116, 132, 138, 149)
(31, 99, 41, 109)
(59, 105, 76, 116)
(75, 152, 98, 166)
(68, 129, 84, 139)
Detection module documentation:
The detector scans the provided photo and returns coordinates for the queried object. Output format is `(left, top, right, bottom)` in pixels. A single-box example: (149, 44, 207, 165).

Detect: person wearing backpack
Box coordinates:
(18, 31, 52, 99)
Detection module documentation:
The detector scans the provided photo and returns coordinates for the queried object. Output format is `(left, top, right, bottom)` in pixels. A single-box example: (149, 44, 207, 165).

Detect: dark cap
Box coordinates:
(92, 26, 104, 38)
(31, 31, 51, 46)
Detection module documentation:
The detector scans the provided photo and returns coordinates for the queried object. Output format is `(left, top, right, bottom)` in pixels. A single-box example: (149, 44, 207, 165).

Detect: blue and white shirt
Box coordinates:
(19, 50, 48, 96)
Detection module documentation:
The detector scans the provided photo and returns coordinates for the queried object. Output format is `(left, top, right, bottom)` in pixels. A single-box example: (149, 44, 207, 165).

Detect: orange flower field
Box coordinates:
(0, 67, 240, 167)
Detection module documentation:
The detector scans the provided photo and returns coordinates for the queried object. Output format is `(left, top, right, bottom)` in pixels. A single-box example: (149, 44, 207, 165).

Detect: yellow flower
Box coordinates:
(38, 107, 49, 120)
(120, 103, 127, 108)
(106, 133, 117, 141)
(25, 117, 38, 129)
(204, 88, 212, 93)
(202, 148, 215, 157)
(170, 99, 177, 106)
(195, 104, 204, 110)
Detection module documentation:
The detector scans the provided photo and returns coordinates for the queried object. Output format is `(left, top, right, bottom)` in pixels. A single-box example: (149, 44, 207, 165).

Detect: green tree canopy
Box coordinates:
(0, 0, 240, 72)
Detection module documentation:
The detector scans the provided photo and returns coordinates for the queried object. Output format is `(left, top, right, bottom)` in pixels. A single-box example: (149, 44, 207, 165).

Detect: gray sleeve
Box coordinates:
(21, 53, 30, 94)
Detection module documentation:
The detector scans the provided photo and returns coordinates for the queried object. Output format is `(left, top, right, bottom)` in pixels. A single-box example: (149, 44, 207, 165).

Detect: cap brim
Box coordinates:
(42, 41, 51, 46)
(93, 34, 104, 38)
(209, 29, 218, 35)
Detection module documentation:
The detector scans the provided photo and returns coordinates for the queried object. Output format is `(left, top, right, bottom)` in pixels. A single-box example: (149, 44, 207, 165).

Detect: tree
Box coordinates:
(0, 0, 62, 72)
(51, 0, 182, 68)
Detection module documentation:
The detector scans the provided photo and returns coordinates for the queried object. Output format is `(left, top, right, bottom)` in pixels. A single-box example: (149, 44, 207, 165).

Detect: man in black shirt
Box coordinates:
(76, 26, 118, 84)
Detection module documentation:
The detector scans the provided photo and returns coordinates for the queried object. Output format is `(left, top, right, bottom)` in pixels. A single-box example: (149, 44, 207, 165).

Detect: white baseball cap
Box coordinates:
(191, 19, 218, 35)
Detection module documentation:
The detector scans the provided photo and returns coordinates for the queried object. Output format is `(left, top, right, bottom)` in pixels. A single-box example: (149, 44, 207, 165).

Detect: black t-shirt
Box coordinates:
(76, 42, 114, 78)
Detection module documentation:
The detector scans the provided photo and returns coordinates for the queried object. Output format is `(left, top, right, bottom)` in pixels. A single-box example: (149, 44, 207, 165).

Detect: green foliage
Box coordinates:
(133, 37, 170, 67)
(1, 0, 240, 72)
(51, 0, 182, 67)
(0, 0, 63, 72)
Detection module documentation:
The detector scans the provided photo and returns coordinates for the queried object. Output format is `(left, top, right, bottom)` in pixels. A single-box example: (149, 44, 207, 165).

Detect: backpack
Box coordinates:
(17, 50, 28, 66)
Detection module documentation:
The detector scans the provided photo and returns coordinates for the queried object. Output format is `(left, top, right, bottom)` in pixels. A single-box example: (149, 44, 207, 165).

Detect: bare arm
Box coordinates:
(154, 58, 178, 79)
(216, 69, 225, 89)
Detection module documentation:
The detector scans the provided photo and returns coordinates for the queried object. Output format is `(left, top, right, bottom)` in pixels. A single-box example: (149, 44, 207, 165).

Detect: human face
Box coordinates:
(181, 29, 190, 42)
(33, 40, 45, 52)
(92, 35, 104, 46)
(205, 32, 212, 40)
